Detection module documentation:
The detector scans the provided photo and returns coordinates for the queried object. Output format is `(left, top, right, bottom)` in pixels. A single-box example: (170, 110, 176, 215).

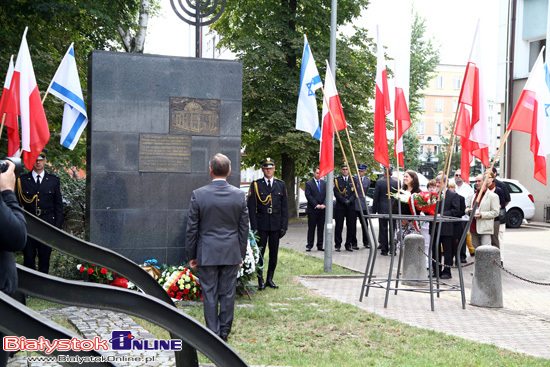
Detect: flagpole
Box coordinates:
(0, 114, 5, 142)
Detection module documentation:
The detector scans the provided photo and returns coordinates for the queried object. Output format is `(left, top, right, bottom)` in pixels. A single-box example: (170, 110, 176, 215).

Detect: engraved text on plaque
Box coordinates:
(139, 134, 191, 172)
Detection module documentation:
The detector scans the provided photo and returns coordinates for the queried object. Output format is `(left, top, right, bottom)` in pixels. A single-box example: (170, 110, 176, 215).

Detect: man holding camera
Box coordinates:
(0, 158, 27, 367)
(18, 149, 63, 274)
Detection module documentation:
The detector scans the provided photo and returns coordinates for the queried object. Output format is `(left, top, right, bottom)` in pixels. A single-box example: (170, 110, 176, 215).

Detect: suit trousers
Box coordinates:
(334, 208, 356, 249)
(199, 265, 239, 337)
(377, 218, 395, 253)
(307, 210, 325, 249)
(355, 210, 371, 246)
(432, 235, 453, 275)
(257, 230, 280, 280)
(23, 237, 52, 273)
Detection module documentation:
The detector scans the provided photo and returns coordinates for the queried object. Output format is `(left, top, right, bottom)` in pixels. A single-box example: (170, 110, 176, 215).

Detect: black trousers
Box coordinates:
(334, 208, 356, 249)
(23, 237, 52, 273)
(355, 210, 371, 246)
(199, 265, 238, 337)
(307, 210, 325, 249)
(257, 230, 280, 281)
(377, 218, 395, 253)
(432, 235, 453, 274)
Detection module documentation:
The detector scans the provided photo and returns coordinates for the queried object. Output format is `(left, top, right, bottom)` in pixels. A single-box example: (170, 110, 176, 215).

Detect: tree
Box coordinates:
(119, 0, 160, 52)
(212, 1, 378, 217)
(405, 10, 439, 171)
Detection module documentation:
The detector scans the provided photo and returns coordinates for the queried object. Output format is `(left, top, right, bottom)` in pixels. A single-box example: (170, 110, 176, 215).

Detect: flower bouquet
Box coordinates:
(237, 229, 262, 293)
(77, 264, 113, 284)
(412, 191, 438, 215)
(158, 266, 201, 301)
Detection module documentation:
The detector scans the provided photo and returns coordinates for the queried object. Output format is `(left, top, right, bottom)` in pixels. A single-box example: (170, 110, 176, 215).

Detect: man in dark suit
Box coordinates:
(432, 175, 463, 279)
(372, 167, 398, 255)
(352, 164, 371, 249)
(18, 149, 63, 273)
(186, 153, 249, 342)
(334, 162, 356, 252)
(305, 167, 325, 252)
(247, 157, 288, 290)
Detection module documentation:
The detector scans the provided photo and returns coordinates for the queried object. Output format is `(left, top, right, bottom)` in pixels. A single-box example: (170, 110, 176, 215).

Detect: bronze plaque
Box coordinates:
(170, 97, 220, 136)
(139, 134, 191, 172)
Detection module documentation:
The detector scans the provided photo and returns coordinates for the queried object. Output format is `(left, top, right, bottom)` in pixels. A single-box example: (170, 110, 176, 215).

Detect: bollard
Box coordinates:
(402, 234, 427, 286)
(471, 244, 503, 308)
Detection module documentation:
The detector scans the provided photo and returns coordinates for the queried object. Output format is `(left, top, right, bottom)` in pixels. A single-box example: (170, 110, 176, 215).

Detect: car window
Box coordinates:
(505, 182, 522, 194)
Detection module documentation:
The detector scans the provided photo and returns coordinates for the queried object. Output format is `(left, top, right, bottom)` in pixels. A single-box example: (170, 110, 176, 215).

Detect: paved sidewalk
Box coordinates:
(282, 220, 550, 359)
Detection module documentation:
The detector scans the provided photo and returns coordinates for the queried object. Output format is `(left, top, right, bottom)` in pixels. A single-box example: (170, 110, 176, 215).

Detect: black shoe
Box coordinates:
(220, 333, 228, 342)
(352, 245, 359, 250)
(258, 278, 265, 291)
(461, 259, 467, 263)
(266, 280, 279, 289)
(306, 248, 312, 252)
(363, 244, 371, 248)
(335, 247, 341, 252)
(346, 247, 353, 252)
(440, 273, 452, 279)
(317, 247, 324, 251)
(377, 245, 383, 249)
(380, 251, 388, 256)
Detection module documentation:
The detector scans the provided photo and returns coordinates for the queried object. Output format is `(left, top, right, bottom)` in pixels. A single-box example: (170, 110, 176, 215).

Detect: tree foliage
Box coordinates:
(405, 10, 439, 171)
(212, 0, 379, 217)
(0, 0, 156, 170)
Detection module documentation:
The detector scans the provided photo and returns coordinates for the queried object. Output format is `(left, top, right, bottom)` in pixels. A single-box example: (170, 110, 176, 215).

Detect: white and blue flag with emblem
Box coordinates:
(296, 35, 322, 139)
(47, 43, 88, 150)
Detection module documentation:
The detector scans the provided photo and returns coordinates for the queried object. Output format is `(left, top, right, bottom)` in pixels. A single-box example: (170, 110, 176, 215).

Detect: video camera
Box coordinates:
(0, 157, 23, 178)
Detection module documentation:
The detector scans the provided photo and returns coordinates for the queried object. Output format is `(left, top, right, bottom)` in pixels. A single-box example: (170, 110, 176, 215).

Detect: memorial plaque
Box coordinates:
(139, 134, 191, 172)
(170, 97, 220, 136)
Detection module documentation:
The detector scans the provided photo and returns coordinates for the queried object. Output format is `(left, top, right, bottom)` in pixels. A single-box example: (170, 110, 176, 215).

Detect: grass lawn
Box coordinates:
(24, 247, 549, 366)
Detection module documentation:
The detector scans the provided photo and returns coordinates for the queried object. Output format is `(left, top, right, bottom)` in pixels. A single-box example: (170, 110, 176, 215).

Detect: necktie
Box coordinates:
(36, 176, 41, 187)
(267, 180, 271, 190)
(317, 180, 321, 192)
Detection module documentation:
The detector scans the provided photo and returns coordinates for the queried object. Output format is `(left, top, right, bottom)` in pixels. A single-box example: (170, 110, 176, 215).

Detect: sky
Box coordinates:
(145, 0, 502, 98)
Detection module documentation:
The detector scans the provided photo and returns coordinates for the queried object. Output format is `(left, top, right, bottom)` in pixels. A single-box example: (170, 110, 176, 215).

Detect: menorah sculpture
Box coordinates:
(170, 0, 227, 57)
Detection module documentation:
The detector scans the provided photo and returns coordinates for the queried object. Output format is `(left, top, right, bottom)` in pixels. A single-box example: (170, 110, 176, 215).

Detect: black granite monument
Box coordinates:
(86, 51, 242, 265)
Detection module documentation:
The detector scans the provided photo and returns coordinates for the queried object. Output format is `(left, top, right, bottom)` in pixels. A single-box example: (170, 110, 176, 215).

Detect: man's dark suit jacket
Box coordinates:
(434, 189, 463, 236)
(305, 178, 326, 214)
(186, 180, 249, 266)
(372, 177, 398, 214)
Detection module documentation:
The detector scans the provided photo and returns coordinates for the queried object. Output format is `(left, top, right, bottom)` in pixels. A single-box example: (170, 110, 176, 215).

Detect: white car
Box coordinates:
(501, 178, 535, 228)
(468, 178, 535, 228)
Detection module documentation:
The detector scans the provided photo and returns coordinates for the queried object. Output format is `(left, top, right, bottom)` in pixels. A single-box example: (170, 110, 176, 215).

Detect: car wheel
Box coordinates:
(506, 208, 523, 228)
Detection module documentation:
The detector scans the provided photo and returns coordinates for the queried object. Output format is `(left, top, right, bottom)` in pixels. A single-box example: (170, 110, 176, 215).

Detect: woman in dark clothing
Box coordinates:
(0, 161, 27, 367)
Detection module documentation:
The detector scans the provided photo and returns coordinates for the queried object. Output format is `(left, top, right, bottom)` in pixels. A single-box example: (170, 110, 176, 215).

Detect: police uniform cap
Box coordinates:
(37, 148, 48, 160)
(340, 162, 348, 169)
(358, 163, 366, 171)
(261, 158, 276, 168)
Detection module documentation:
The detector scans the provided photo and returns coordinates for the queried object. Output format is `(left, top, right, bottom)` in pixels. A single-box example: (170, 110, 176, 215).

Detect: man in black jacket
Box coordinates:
(372, 167, 398, 256)
(333, 163, 356, 252)
(18, 149, 63, 273)
(305, 167, 326, 252)
(1, 159, 27, 367)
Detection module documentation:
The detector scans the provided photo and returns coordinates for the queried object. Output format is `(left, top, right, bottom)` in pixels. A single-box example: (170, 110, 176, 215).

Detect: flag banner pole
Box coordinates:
(41, 91, 49, 105)
(0, 113, 5, 141)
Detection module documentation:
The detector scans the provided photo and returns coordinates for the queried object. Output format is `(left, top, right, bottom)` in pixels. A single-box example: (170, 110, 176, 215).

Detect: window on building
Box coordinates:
(436, 76, 443, 89)
(419, 98, 425, 111)
(435, 99, 443, 112)
(433, 145, 439, 154)
(418, 121, 425, 134)
(435, 122, 442, 136)
(420, 145, 424, 154)
(453, 77, 461, 89)
(453, 99, 458, 112)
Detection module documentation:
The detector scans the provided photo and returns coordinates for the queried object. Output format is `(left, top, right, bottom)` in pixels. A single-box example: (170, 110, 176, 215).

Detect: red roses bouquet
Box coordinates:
(412, 191, 438, 215)
(158, 266, 202, 301)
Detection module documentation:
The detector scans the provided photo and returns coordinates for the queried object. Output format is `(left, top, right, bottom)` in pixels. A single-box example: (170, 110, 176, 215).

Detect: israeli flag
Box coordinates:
(47, 43, 88, 150)
(296, 35, 322, 139)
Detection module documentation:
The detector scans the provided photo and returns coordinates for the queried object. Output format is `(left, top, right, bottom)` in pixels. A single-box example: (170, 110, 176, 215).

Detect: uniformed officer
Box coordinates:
(18, 149, 64, 273)
(247, 158, 288, 290)
(334, 162, 356, 252)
